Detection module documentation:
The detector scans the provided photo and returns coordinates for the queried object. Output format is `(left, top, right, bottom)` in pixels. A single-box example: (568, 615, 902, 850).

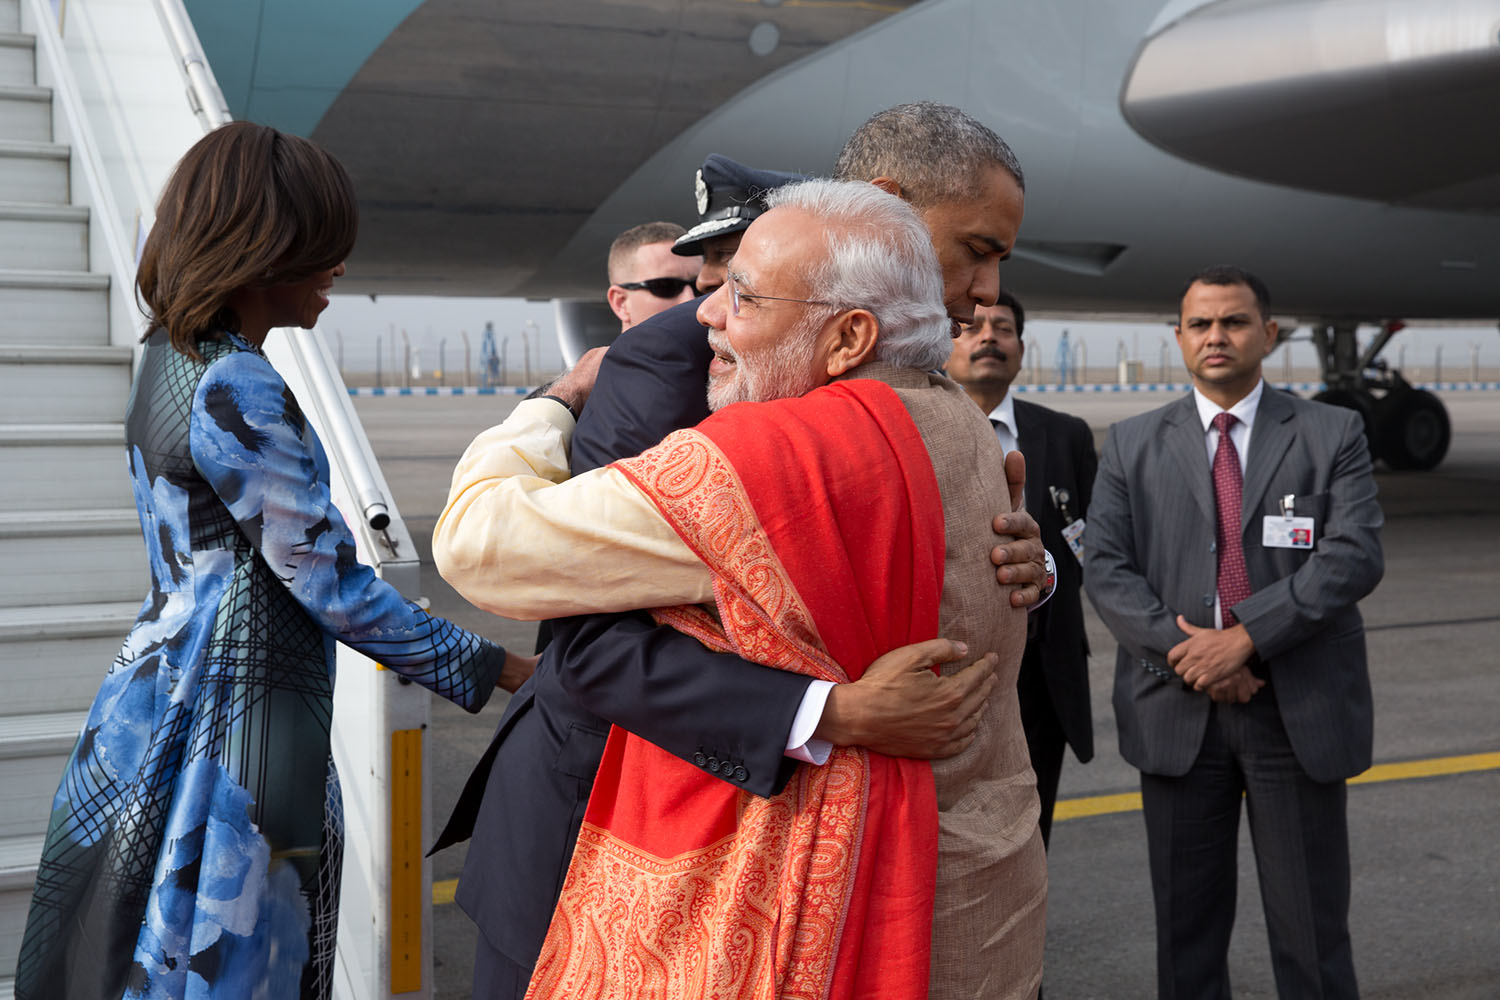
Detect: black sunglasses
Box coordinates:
(616, 277, 698, 298)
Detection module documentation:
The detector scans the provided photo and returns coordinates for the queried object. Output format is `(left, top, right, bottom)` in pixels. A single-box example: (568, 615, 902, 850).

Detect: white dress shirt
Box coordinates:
(985, 393, 1019, 459)
(983, 391, 1056, 608)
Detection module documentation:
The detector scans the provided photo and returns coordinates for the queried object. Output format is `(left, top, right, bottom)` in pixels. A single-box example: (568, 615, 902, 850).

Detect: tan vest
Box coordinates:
(848, 364, 1046, 1000)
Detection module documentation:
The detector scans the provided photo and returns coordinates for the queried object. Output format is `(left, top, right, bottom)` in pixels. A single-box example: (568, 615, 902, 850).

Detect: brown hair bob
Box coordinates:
(136, 121, 358, 358)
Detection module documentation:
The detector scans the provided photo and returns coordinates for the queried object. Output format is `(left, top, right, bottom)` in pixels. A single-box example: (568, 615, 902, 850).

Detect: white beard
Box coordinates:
(706, 320, 823, 412)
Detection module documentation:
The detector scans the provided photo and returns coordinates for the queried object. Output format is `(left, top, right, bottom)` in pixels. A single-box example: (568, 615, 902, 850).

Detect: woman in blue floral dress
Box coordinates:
(15, 123, 518, 999)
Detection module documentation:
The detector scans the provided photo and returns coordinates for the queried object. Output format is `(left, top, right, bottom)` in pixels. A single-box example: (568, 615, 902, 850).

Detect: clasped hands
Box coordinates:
(1168, 615, 1262, 703)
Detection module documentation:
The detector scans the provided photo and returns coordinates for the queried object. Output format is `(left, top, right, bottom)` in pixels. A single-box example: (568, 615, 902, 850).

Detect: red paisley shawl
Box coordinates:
(524, 379, 945, 1000)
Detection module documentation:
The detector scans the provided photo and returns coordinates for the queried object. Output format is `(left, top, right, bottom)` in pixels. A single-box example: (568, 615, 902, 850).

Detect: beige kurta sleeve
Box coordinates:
(432, 397, 714, 620)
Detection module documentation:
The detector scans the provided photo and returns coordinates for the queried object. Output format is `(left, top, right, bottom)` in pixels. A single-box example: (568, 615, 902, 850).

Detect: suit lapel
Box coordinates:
(1241, 386, 1296, 533)
(1164, 395, 1215, 526)
(1014, 399, 1049, 516)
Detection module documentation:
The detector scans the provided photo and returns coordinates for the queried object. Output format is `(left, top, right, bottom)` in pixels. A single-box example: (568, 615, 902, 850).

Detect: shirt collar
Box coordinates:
(985, 392, 1018, 437)
(1193, 378, 1264, 434)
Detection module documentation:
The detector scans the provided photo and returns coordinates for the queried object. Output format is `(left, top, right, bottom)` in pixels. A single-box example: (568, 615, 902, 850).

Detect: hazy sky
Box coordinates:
(321, 294, 1500, 387)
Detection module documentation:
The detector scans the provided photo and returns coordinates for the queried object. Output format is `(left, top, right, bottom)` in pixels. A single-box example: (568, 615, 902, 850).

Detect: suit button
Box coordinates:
(693, 752, 707, 767)
(1203, 594, 1214, 607)
(733, 766, 748, 782)
(1209, 541, 1217, 553)
(707, 757, 721, 773)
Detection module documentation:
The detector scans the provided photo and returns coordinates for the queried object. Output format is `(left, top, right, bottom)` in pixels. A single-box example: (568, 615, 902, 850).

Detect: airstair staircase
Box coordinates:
(0, 1, 441, 995)
(0, 0, 140, 993)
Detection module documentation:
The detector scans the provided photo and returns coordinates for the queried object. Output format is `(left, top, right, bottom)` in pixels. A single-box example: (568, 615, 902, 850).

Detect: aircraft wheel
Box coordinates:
(1375, 388, 1450, 470)
(1312, 388, 1376, 446)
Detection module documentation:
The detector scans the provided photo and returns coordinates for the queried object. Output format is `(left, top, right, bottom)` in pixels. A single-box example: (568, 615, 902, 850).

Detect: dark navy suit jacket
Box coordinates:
(1014, 397, 1097, 763)
(433, 298, 811, 969)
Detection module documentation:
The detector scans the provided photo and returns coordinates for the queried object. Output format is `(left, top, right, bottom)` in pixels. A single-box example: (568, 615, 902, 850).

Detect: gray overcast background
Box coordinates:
(320, 294, 1500, 388)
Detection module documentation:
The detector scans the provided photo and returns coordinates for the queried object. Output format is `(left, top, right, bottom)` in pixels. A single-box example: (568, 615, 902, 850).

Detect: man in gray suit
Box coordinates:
(1085, 266, 1384, 999)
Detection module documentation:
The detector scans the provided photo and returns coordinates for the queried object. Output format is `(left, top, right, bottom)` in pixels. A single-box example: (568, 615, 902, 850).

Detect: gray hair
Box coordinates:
(763, 179, 952, 371)
(832, 101, 1025, 207)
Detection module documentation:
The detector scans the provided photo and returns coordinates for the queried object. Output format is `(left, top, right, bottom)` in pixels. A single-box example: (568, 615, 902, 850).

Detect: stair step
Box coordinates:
(0, 139, 67, 203)
(0, 201, 87, 270)
(0, 599, 137, 640)
(0, 84, 47, 142)
(0, 423, 130, 510)
(0, 710, 85, 840)
(0, 510, 144, 606)
(0, 602, 133, 716)
(0, 34, 33, 88)
(0, 834, 42, 993)
(0, 710, 86, 759)
(0, 343, 132, 424)
(0, 344, 129, 363)
(0, 836, 42, 891)
(0, 268, 111, 347)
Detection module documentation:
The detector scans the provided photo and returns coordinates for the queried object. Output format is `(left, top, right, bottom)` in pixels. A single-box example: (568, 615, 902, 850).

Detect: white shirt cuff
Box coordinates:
(784, 679, 834, 765)
(1028, 548, 1057, 612)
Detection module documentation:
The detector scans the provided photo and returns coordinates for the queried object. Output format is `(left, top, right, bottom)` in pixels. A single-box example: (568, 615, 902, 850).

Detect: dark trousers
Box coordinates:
(473, 934, 533, 1000)
(1017, 655, 1067, 848)
(1140, 691, 1358, 1000)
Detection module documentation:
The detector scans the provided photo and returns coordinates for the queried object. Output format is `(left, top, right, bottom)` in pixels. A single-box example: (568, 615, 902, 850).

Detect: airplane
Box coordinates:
(183, 0, 1500, 470)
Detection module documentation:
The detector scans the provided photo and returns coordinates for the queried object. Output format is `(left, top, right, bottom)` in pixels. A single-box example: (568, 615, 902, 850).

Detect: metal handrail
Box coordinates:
(151, 0, 231, 129)
(151, 0, 393, 533)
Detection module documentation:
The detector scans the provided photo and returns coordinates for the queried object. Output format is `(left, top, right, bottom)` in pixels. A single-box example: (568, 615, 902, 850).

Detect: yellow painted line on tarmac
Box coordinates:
(1053, 791, 1142, 821)
(1052, 750, 1500, 825)
(1347, 751, 1500, 785)
(430, 751, 1500, 904)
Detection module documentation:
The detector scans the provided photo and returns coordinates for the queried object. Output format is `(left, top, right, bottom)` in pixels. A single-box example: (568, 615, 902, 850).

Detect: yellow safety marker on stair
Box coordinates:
(391, 728, 423, 993)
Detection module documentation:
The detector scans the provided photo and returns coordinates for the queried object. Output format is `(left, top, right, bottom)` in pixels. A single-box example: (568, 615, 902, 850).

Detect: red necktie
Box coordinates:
(1212, 412, 1252, 626)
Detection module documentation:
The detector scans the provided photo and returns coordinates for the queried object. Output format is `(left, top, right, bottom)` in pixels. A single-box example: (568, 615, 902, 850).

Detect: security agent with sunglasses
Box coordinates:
(435, 138, 1045, 997)
(604, 220, 701, 331)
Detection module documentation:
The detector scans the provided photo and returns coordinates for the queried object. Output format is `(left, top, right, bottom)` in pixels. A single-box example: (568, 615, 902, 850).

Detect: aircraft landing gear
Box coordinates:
(1297, 320, 1451, 471)
(1310, 386, 1375, 442)
(1373, 374, 1450, 470)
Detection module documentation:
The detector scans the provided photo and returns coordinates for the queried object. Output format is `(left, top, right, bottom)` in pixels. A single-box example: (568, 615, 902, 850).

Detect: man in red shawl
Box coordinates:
(437, 178, 1044, 999)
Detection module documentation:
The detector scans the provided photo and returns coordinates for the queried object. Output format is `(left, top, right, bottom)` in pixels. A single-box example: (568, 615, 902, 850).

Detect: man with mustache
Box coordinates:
(437, 177, 1046, 999)
(947, 292, 1097, 847)
(1086, 266, 1383, 999)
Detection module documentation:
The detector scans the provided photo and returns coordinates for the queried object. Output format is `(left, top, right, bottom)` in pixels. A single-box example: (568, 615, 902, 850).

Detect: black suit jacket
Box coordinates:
(1014, 397, 1097, 762)
(434, 299, 811, 968)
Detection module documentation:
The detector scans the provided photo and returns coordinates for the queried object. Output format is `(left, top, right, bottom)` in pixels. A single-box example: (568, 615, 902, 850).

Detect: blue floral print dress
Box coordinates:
(15, 330, 505, 999)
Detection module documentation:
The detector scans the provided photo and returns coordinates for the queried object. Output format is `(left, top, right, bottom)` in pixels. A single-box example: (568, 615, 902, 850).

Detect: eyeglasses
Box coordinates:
(616, 277, 698, 298)
(728, 271, 833, 316)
